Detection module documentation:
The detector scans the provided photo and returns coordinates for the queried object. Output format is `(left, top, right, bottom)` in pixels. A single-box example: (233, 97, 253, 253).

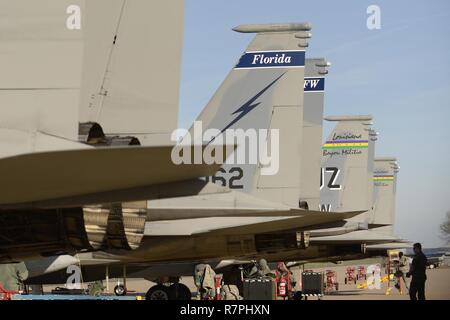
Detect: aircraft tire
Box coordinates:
(146, 285, 171, 300)
(169, 283, 192, 300)
(114, 285, 127, 296)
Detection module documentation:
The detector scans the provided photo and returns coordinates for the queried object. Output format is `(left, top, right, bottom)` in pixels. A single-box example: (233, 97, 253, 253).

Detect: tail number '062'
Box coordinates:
(205, 167, 244, 189)
(320, 167, 342, 190)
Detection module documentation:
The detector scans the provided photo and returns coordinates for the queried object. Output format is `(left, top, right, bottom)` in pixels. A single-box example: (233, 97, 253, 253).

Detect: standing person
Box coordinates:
(406, 243, 428, 300)
(394, 252, 409, 293)
(398, 252, 410, 291)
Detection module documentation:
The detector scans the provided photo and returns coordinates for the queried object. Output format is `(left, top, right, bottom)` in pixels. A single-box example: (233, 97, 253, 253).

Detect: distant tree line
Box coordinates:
(441, 210, 450, 244)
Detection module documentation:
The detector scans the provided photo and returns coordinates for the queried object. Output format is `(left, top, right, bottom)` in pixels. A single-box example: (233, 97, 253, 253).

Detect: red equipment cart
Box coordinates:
(344, 267, 357, 285)
(325, 270, 339, 292)
(357, 265, 367, 281)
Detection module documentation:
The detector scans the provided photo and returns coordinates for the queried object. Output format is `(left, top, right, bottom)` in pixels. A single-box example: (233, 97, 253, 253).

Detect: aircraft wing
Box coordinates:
(309, 230, 401, 244)
(147, 189, 364, 221)
(145, 210, 363, 236)
(147, 190, 300, 220)
(366, 241, 413, 251)
(0, 145, 229, 208)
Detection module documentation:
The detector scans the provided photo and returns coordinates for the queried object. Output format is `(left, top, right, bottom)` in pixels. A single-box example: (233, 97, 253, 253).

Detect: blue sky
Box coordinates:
(178, 0, 450, 248)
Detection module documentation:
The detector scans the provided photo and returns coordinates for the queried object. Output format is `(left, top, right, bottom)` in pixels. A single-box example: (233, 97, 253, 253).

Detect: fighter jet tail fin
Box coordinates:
(188, 23, 312, 207)
(320, 115, 375, 219)
(79, 1, 184, 143)
(370, 157, 399, 235)
(299, 58, 330, 211)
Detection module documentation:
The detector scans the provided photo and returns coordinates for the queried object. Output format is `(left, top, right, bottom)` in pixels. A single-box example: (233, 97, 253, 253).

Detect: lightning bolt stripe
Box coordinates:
(207, 73, 286, 145)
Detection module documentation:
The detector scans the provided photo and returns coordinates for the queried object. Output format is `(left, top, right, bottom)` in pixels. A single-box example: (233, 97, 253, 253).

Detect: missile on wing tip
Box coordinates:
(233, 22, 312, 33)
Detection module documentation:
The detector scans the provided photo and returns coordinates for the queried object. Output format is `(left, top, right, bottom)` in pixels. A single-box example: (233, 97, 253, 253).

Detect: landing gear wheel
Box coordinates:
(114, 285, 127, 296)
(146, 285, 170, 300)
(169, 283, 192, 300)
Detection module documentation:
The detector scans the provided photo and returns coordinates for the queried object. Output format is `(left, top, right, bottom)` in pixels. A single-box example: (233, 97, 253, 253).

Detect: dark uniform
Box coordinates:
(407, 252, 427, 300)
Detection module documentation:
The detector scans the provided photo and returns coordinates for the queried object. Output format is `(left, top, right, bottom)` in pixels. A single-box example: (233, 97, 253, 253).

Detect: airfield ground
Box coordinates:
(298, 265, 450, 300)
(43, 262, 450, 300)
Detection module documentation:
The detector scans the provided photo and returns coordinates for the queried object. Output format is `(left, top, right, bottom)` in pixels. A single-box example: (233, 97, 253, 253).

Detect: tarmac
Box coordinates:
(295, 265, 450, 300)
(44, 263, 450, 300)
